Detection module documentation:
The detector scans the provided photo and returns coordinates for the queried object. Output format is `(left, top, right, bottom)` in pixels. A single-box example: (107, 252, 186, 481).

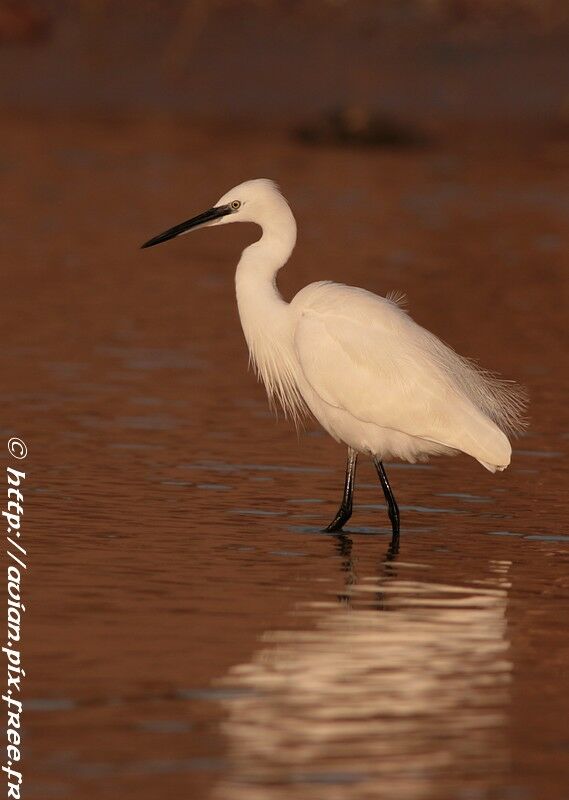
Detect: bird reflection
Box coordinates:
(335, 531, 399, 609)
(214, 541, 512, 800)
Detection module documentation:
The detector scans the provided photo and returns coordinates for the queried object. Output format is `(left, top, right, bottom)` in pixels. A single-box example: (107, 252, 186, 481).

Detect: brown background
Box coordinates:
(1, 3, 568, 799)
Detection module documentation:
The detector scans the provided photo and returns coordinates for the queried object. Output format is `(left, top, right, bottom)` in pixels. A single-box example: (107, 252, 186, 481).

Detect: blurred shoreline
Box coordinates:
(1, 1, 568, 126)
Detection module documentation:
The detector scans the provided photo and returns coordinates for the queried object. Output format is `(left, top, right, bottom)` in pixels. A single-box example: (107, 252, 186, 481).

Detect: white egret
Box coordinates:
(142, 179, 526, 538)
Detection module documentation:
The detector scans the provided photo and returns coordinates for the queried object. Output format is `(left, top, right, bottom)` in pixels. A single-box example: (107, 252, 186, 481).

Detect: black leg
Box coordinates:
(324, 448, 358, 532)
(373, 458, 400, 538)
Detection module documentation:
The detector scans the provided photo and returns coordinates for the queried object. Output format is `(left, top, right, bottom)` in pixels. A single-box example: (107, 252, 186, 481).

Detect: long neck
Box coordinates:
(235, 206, 305, 421)
(235, 205, 297, 333)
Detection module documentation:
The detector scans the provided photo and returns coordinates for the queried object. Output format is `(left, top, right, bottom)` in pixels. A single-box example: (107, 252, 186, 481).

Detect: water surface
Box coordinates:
(2, 116, 567, 799)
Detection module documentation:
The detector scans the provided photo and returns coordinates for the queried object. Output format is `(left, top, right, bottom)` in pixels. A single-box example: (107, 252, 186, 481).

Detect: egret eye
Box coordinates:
(230, 200, 241, 210)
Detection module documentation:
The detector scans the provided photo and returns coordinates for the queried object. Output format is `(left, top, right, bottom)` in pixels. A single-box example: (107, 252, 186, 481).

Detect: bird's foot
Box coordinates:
(323, 519, 345, 533)
(323, 506, 351, 533)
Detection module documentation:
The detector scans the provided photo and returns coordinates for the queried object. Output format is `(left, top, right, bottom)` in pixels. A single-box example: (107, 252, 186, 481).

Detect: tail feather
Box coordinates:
(428, 336, 528, 438)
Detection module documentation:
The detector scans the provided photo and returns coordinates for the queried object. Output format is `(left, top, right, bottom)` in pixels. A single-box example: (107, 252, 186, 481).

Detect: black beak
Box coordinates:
(141, 204, 232, 249)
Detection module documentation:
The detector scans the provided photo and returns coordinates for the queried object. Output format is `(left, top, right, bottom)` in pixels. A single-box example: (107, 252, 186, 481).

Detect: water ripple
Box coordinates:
(214, 561, 512, 800)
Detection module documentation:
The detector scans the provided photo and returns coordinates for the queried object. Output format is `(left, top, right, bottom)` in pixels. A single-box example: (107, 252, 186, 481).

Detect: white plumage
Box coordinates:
(290, 281, 523, 471)
(142, 177, 527, 537)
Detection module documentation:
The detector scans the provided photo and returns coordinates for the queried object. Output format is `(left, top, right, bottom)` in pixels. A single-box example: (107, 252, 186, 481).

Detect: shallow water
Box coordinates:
(2, 116, 568, 799)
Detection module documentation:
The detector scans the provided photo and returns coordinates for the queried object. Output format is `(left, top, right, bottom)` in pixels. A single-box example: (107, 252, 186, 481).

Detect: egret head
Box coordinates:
(141, 178, 289, 249)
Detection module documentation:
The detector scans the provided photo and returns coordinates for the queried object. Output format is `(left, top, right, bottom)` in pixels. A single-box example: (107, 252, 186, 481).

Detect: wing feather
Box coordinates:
(292, 283, 526, 464)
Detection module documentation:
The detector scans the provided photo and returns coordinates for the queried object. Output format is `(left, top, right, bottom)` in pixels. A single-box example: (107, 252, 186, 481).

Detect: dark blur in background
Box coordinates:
(1, 0, 568, 123)
(2, 3, 569, 800)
